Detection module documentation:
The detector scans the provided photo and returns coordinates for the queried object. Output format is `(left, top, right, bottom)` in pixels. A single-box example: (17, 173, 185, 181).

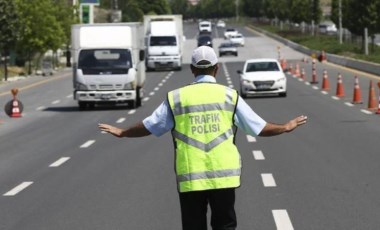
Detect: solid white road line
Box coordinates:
(49, 157, 70, 167)
(252, 150, 265, 160)
(3, 182, 34, 196)
(246, 135, 256, 142)
(116, 118, 126, 123)
(80, 140, 95, 148)
(272, 210, 294, 230)
(261, 173, 277, 187)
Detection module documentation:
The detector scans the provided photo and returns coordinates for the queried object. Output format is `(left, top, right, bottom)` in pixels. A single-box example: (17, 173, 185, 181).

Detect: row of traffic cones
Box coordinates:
(287, 61, 380, 114)
(307, 69, 380, 113)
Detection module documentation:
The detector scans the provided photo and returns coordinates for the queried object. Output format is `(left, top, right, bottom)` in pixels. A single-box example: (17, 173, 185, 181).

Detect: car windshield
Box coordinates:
(246, 62, 280, 72)
(220, 43, 234, 47)
(198, 36, 211, 43)
(78, 49, 132, 75)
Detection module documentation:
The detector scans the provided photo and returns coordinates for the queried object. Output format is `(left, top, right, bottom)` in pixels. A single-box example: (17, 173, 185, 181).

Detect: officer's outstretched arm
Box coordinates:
(98, 122, 151, 138)
(258, 115, 307, 137)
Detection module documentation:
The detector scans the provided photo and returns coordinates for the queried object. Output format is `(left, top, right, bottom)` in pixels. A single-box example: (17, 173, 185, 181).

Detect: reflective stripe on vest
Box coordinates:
(168, 83, 241, 192)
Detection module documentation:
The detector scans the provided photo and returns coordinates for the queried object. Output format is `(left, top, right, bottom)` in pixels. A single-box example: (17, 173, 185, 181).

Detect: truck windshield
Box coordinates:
(150, 36, 177, 46)
(78, 49, 132, 75)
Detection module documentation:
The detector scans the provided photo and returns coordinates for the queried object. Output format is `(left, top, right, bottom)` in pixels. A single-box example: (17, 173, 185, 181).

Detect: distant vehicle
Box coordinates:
(224, 28, 238, 39)
(237, 59, 287, 98)
(199, 21, 212, 33)
(144, 15, 184, 71)
(229, 33, 245, 46)
(216, 20, 226, 28)
(197, 34, 213, 47)
(319, 21, 337, 35)
(218, 42, 238, 57)
(41, 60, 54, 76)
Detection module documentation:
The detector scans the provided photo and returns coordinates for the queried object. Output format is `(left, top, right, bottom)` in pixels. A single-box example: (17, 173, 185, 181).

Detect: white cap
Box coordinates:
(191, 46, 218, 68)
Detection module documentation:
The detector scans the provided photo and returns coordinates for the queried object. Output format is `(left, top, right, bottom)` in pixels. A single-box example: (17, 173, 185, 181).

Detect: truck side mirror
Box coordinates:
(139, 50, 145, 61)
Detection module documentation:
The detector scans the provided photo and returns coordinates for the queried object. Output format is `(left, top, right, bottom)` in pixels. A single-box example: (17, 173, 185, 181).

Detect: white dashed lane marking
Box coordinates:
(80, 140, 95, 148)
(49, 157, 70, 167)
(246, 135, 256, 142)
(252, 150, 265, 160)
(261, 173, 277, 187)
(36, 106, 46, 111)
(128, 110, 136, 115)
(52, 100, 61, 104)
(3, 182, 34, 196)
(272, 210, 294, 230)
(116, 118, 126, 123)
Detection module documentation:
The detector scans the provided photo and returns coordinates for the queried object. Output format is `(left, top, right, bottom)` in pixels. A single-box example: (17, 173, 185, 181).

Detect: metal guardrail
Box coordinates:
(249, 25, 380, 78)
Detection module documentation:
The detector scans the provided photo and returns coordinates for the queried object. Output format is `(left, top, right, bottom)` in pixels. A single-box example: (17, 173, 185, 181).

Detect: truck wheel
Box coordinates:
(78, 102, 87, 110)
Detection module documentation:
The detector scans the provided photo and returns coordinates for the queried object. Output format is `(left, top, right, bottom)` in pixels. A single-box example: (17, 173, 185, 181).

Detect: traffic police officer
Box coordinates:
(98, 46, 307, 230)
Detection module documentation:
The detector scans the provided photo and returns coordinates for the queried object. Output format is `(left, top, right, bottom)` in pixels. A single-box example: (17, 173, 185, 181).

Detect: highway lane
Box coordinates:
(0, 22, 380, 229)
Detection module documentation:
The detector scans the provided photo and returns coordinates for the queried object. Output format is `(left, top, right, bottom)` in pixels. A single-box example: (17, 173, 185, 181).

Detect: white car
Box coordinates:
(238, 59, 287, 98)
(224, 28, 238, 39)
(216, 20, 226, 28)
(199, 21, 212, 33)
(229, 33, 245, 46)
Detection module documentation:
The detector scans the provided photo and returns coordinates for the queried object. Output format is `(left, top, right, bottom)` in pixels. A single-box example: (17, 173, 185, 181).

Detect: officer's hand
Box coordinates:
(285, 115, 307, 132)
(98, 123, 124, 137)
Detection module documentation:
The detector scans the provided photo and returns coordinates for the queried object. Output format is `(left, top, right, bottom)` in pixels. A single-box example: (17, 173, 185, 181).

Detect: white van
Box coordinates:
(199, 21, 212, 33)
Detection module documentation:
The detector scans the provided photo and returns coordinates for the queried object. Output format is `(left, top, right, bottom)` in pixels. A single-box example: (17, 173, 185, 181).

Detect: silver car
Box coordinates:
(218, 42, 238, 57)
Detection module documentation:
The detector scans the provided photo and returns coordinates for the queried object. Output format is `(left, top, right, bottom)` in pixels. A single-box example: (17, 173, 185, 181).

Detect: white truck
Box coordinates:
(71, 23, 145, 109)
(143, 15, 183, 71)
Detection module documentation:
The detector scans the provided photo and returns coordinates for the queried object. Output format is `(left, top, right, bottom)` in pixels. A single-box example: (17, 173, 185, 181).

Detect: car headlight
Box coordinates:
(241, 79, 250, 84)
(124, 82, 135, 90)
(76, 82, 88, 90)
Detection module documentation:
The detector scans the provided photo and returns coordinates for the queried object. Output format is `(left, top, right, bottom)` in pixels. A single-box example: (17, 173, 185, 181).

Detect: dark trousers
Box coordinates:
(179, 188, 237, 230)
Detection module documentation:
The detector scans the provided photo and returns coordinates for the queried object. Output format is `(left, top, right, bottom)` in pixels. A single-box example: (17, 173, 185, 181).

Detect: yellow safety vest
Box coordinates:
(168, 83, 241, 192)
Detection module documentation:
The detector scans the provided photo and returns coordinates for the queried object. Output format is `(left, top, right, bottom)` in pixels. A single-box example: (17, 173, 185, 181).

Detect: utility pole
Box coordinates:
(111, 0, 122, 22)
(339, 0, 343, 44)
(235, 0, 239, 22)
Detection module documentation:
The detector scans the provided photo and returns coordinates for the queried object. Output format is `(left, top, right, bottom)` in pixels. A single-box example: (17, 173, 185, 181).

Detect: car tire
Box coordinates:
(279, 92, 287, 97)
(240, 86, 247, 99)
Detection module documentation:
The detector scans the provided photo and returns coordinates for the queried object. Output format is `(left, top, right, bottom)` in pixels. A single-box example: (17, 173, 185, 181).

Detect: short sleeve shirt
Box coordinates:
(143, 75, 267, 137)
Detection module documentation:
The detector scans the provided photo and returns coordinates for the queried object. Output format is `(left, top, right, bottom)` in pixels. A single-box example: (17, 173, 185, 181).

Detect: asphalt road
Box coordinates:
(1, 22, 380, 230)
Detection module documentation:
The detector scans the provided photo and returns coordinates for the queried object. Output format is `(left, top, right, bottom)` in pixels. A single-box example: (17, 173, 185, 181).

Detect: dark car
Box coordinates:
(197, 35, 213, 47)
(218, 42, 238, 57)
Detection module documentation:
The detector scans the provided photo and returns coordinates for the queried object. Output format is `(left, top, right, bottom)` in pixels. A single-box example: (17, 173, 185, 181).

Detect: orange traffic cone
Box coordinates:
(11, 100, 22, 118)
(300, 68, 306, 80)
(310, 69, 318, 84)
(335, 73, 345, 97)
(321, 70, 330, 91)
(294, 64, 300, 77)
(368, 80, 377, 110)
(352, 76, 363, 104)
(288, 63, 293, 74)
